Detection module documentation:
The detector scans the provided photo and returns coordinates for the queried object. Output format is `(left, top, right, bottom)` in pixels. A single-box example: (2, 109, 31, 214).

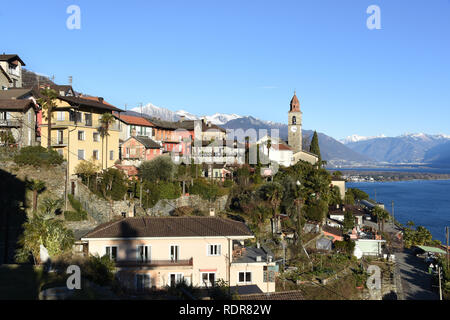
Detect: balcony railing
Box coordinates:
(115, 258, 193, 268)
(0, 119, 21, 127)
(51, 137, 69, 146)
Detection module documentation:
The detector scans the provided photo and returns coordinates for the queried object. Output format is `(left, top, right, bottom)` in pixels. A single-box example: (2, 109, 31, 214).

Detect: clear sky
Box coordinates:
(1, 0, 449, 139)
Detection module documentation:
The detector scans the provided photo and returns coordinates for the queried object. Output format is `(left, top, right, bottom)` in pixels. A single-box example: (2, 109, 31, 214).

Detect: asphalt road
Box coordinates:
(395, 248, 439, 300)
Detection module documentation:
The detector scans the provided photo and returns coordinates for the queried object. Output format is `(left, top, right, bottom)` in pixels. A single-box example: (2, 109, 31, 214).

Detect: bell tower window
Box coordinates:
(292, 116, 296, 125)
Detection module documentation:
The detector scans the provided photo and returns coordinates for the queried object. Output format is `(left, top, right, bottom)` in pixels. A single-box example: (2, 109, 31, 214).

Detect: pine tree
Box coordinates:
(309, 131, 322, 166)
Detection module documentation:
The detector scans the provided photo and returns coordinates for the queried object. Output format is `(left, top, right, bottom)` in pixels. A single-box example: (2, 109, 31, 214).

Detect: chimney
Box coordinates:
(256, 256, 262, 262)
(98, 97, 104, 103)
(131, 128, 137, 137)
(207, 121, 212, 128)
(257, 242, 261, 249)
(179, 115, 185, 122)
(209, 207, 215, 216)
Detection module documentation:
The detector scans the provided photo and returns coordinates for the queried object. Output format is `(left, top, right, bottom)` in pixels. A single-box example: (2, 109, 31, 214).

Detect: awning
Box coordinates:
(416, 245, 446, 255)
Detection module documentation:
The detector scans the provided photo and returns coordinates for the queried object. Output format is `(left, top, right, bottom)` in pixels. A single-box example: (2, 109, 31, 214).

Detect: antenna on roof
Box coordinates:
(140, 103, 143, 117)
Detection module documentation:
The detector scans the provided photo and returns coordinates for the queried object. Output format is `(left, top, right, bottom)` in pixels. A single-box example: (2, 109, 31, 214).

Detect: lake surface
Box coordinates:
(347, 180, 450, 243)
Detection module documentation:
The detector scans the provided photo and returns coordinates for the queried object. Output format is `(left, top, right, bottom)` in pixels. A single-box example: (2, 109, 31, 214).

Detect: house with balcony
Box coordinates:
(113, 113, 155, 143)
(0, 99, 38, 147)
(39, 95, 123, 176)
(80, 216, 277, 294)
(120, 135, 163, 167)
(0, 54, 25, 88)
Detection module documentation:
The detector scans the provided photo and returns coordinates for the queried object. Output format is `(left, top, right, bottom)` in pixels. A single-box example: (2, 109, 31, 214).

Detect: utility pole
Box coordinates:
(438, 265, 442, 300)
(446, 226, 449, 271)
(391, 200, 394, 221)
(139, 179, 143, 207)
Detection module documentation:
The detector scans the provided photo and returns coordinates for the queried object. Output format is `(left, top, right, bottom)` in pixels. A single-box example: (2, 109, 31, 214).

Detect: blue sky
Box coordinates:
(1, 0, 449, 139)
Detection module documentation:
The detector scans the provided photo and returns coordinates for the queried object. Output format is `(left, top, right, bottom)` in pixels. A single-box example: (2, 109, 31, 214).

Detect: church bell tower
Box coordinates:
(288, 92, 302, 153)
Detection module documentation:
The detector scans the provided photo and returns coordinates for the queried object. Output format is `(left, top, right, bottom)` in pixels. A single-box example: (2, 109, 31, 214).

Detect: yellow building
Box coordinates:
(40, 95, 123, 176)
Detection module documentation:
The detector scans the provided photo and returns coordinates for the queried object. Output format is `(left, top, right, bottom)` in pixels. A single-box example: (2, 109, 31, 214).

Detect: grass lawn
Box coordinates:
(0, 264, 64, 300)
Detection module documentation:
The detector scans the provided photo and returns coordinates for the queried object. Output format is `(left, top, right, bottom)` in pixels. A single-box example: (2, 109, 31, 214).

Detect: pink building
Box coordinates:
(121, 135, 163, 165)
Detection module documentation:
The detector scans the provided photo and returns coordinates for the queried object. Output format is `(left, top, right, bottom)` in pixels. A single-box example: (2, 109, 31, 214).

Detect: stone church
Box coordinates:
(288, 92, 319, 165)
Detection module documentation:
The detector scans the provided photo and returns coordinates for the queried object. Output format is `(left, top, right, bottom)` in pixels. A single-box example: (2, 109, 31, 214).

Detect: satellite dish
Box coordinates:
(354, 246, 363, 260)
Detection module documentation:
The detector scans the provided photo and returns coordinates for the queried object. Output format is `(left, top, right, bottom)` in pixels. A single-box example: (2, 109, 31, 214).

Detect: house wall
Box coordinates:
(0, 60, 23, 88)
(0, 107, 36, 147)
(355, 240, 385, 256)
(40, 99, 120, 175)
(0, 70, 10, 88)
(293, 151, 318, 165)
(84, 236, 275, 293)
(331, 180, 346, 200)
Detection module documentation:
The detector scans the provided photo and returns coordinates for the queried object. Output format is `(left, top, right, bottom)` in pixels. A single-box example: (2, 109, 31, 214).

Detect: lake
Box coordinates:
(347, 180, 450, 244)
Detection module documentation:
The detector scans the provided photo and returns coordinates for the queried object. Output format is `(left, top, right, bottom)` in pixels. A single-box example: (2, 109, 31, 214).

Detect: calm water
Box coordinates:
(347, 180, 450, 243)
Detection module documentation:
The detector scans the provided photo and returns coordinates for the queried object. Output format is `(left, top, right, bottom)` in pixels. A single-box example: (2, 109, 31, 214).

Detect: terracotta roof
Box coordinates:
(240, 290, 304, 300)
(115, 114, 154, 127)
(323, 225, 344, 237)
(0, 54, 26, 66)
(82, 216, 254, 239)
(290, 92, 300, 112)
(58, 96, 124, 112)
(271, 143, 292, 151)
(0, 99, 36, 111)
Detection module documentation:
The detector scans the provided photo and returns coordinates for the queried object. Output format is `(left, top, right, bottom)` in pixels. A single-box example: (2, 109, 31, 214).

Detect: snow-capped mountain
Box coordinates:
(340, 134, 386, 144)
(131, 103, 242, 125)
(344, 133, 450, 164)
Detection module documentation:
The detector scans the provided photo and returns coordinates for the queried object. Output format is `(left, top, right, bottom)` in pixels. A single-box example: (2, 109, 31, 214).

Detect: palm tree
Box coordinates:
(266, 138, 272, 160)
(98, 113, 116, 170)
(25, 179, 46, 212)
(37, 88, 58, 150)
(260, 182, 283, 234)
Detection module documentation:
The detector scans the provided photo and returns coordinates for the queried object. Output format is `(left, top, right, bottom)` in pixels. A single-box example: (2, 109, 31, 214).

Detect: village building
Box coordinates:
(39, 95, 123, 176)
(80, 216, 277, 293)
(120, 135, 163, 166)
(0, 54, 25, 88)
(0, 99, 38, 147)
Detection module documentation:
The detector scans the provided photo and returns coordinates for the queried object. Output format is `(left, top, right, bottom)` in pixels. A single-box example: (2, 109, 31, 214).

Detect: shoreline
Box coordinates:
(339, 171, 450, 183)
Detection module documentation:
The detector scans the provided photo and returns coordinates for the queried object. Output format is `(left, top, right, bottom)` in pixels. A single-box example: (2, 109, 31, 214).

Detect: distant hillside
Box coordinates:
(424, 141, 450, 167)
(344, 134, 450, 164)
(21, 68, 55, 88)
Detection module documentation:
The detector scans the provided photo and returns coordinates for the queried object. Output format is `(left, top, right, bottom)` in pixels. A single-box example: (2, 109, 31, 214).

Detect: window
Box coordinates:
(136, 274, 151, 292)
(105, 246, 118, 261)
(78, 131, 85, 141)
(263, 266, 275, 283)
(137, 245, 151, 262)
(169, 273, 184, 287)
(207, 244, 221, 256)
(93, 132, 100, 142)
(57, 130, 64, 145)
(93, 150, 99, 160)
(69, 111, 82, 123)
(57, 111, 64, 121)
(85, 113, 92, 126)
(238, 272, 252, 284)
(292, 116, 296, 125)
(170, 245, 179, 262)
(77, 149, 85, 160)
(110, 150, 114, 160)
(201, 272, 216, 287)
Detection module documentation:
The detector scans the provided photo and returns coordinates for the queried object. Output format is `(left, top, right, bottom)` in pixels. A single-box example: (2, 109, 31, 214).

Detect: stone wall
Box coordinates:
(73, 179, 131, 224)
(147, 194, 229, 216)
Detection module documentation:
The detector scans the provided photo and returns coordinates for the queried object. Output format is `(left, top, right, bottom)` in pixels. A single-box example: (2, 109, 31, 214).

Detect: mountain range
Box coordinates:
(341, 133, 450, 165)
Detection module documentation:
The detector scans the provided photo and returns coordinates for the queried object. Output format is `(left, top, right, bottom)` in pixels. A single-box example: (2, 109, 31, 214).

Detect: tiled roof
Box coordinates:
(0, 99, 36, 111)
(240, 290, 304, 300)
(0, 88, 35, 99)
(116, 114, 154, 127)
(290, 92, 300, 112)
(0, 54, 26, 66)
(322, 225, 343, 237)
(82, 216, 253, 239)
(58, 96, 123, 112)
(134, 136, 161, 149)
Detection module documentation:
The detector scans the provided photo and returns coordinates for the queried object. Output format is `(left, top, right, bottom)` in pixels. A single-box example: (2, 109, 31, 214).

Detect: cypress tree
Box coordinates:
(309, 131, 322, 166)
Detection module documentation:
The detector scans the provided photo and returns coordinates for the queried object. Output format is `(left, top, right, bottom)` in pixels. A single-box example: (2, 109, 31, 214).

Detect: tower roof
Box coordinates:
(290, 92, 300, 112)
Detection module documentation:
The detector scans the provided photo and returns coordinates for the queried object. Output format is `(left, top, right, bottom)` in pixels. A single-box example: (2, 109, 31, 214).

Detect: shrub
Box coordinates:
(158, 181, 181, 200)
(98, 168, 128, 201)
(14, 146, 64, 167)
(84, 254, 116, 286)
(189, 178, 220, 201)
(139, 156, 177, 183)
(65, 194, 88, 221)
(223, 179, 233, 188)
